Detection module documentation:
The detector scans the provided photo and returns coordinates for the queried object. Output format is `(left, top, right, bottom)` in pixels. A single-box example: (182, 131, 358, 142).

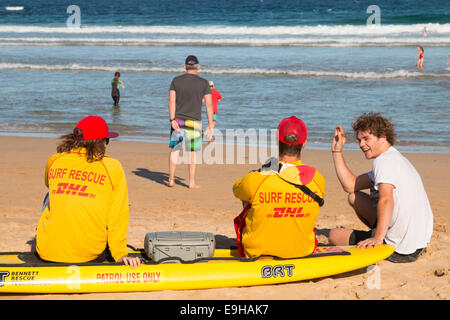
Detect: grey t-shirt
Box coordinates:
(169, 73, 211, 121)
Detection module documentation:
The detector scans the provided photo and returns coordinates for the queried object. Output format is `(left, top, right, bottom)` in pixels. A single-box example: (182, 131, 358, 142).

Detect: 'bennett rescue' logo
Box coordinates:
(0, 271, 10, 287)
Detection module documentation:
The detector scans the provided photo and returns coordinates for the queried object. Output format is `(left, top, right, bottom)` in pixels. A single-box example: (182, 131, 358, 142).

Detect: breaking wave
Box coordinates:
(2, 62, 449, 80)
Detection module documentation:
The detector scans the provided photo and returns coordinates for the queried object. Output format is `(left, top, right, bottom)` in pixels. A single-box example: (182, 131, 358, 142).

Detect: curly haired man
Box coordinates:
(328, 112, 433, 263)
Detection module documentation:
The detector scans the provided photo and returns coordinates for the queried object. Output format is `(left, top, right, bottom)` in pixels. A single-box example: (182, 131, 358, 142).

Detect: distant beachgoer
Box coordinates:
(328, 112, 433, 263)
(208, 81, 222, 122)
(36, 115, 141, 268)
(415, 46, 424, 71)
(422, 26, 428, 37)
(446, 55, 450, 70)
(168, 55, 215, 189)
(112, 72, 124, 106)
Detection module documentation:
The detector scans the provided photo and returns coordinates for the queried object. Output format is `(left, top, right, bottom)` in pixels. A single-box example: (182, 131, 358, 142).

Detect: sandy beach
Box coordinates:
(0, 135, 448, 300)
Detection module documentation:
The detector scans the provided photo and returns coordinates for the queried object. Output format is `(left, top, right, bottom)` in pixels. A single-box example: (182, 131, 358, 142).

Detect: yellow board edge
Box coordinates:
(0, 244, 395, 293)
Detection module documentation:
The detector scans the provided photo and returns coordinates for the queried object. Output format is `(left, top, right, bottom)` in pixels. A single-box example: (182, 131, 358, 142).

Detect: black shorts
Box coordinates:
(89, 246, 114, 263)
(349, 228, 426, 263)
(349, 229, 376, 245)
(35, 246, 114, 264)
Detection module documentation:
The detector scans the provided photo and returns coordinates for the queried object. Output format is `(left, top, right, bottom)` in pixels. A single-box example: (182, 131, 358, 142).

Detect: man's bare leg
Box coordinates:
(188, 151, 200, 189)
(168, 149, 180, 187)
(329, 191, 378, 245)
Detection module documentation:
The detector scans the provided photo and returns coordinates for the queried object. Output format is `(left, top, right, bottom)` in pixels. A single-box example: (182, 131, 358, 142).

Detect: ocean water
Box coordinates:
(0, 0, 449, 152)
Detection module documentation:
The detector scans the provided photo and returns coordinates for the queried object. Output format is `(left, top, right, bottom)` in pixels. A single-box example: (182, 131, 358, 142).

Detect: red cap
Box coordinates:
(277, 116, 307, 145)
(74, 116, 119, 141)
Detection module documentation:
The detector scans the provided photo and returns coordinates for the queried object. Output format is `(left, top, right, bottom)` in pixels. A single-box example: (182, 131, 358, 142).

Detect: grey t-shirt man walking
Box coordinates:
(168, 55, 214, 189)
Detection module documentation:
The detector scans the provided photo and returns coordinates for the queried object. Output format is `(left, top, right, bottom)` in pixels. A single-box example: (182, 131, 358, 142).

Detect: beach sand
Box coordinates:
(0, 135, 448, 300)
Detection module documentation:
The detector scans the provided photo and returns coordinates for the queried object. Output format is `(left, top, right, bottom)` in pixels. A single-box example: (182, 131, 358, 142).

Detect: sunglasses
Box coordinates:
(105, 138, 110, 145)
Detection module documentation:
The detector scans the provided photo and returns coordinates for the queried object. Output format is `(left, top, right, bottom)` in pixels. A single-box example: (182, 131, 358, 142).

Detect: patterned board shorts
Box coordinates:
(169, 118, 203, 152)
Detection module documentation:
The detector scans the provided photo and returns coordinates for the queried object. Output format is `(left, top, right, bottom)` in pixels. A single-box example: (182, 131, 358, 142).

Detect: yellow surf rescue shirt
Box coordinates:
(36, 148, 129, 263)
(233, 160, 325, 258)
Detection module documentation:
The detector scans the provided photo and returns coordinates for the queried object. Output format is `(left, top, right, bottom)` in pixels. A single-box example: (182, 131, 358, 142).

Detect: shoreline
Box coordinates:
(0, 132, 448, 155)
(0, 135, 448, 299)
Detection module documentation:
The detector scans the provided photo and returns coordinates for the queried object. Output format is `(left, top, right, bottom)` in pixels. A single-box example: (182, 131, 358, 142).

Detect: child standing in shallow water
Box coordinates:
(111, 72, 125, 106)
(415, 46, 424, 71)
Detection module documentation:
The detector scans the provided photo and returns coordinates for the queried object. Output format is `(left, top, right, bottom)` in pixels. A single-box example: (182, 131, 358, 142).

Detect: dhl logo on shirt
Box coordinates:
(48, 167, 110, 199)
(266, 207, 310, 219)
(53, 183, 96, 198)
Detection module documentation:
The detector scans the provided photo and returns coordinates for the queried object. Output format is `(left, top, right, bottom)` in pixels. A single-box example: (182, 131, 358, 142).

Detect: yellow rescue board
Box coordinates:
(0, 245, 394, 293)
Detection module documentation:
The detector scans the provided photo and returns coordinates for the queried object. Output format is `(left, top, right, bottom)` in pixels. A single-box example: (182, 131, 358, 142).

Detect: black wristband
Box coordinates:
(170, 118, 175, 122)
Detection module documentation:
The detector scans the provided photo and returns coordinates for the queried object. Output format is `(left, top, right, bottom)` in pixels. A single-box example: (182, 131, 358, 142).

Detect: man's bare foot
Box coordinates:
(188, 184, 200, 189)
(168, 179, 175, 187)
